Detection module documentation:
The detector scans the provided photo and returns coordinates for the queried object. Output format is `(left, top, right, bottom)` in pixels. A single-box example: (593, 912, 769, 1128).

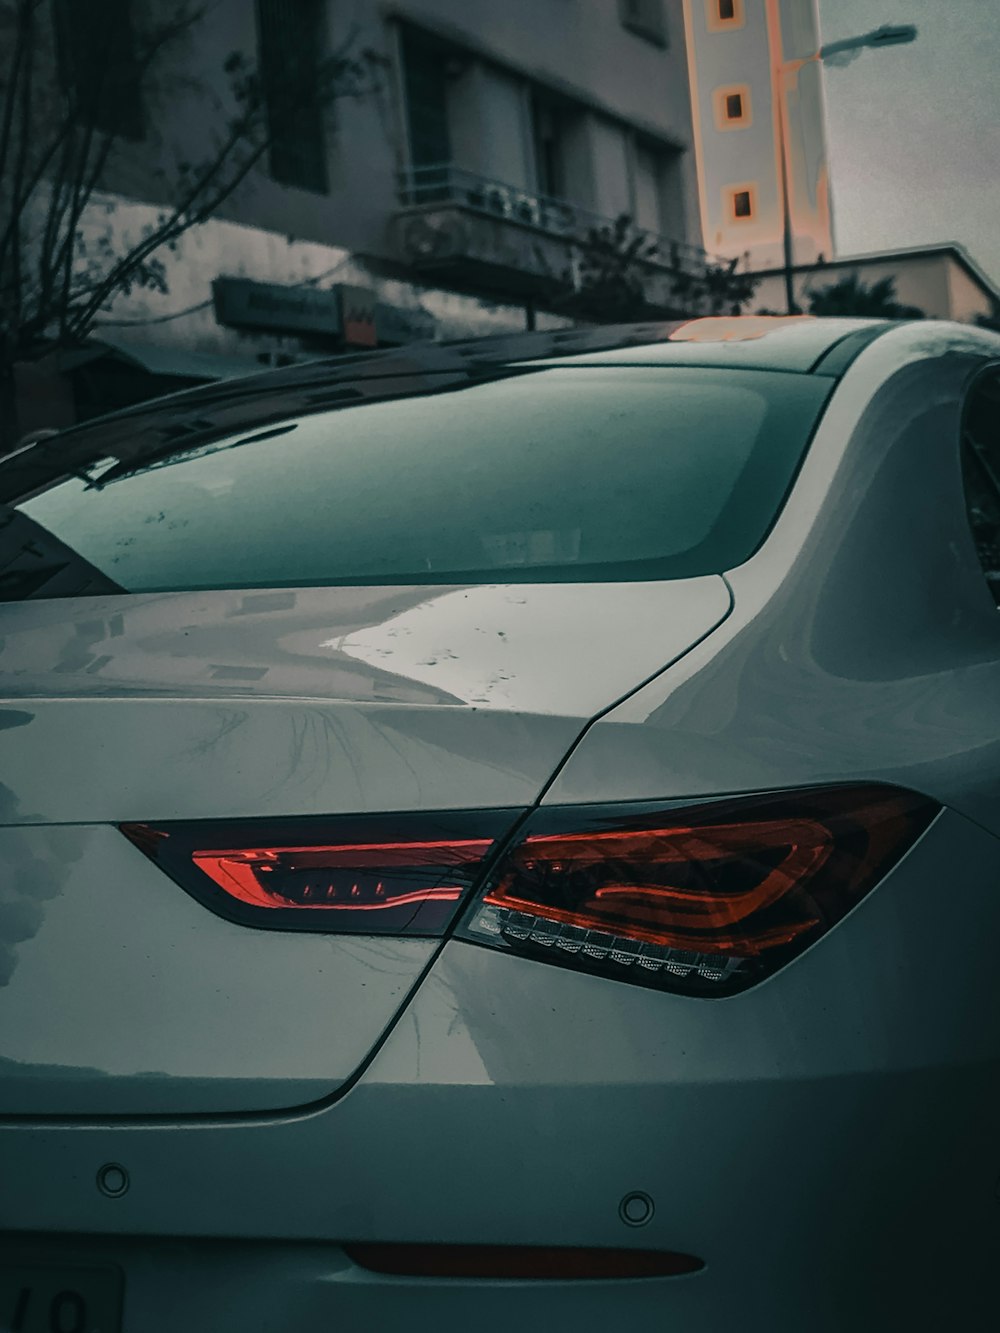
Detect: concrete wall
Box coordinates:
(84, 195, 571, 364)
(947, 262, 995, 324)
(99, 0, 699, 260)
(749, 252, 994, 321)
(395, 0, 696, 146)
(18, 0, 709, 369)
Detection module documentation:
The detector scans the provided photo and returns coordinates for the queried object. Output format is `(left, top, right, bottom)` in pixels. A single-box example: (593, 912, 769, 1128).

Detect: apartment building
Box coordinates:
(37, 0, 713, 404)
(683, 0, 832, 271)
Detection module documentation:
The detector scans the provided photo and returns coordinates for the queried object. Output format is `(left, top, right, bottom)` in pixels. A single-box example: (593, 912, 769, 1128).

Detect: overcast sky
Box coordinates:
(817, 0, 1000, 291)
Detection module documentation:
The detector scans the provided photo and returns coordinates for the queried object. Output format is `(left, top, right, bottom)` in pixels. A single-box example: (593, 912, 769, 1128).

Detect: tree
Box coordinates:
(0, 0, 385, 451)
(805, 273, 925, 319)
(555, 213, 758, 323)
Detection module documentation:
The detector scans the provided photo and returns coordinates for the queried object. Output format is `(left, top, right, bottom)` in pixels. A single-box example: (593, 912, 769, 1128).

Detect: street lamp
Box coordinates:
(773, 22, 918, 313)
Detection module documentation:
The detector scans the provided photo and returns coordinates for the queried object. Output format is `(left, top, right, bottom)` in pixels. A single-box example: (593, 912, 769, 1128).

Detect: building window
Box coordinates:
(401, 29, 452, 169)
(532, 94, 574, 200)
(713, 85, 752, 129)
(53, 0, 144, 141)
(727, 184, 757, 221)
(961, 369, 1000, 606)
(255, 0, 329, 194)
(706, 0, 745, 31)
(618, 0, 668, 47)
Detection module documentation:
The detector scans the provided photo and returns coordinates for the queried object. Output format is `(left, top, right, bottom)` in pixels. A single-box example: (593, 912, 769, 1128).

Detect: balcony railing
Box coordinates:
(396, 164, 716, 276)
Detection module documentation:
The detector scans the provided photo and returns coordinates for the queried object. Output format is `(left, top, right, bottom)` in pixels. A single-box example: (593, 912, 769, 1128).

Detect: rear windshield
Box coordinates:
(17, 367, 830, 591)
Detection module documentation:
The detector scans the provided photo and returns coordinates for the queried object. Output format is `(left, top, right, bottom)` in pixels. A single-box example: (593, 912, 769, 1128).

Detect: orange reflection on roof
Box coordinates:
(669, 316, 816, 343)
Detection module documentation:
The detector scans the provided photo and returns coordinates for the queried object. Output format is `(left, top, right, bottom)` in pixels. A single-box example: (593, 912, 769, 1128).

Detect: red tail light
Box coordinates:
(120, 811, 521, 936)
(121, 786, 936, 991)
(459, 785, 936, 994)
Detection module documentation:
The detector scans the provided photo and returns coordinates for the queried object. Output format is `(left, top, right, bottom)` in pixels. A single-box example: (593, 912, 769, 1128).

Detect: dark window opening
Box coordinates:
(718, 0, 737, 20)
(733, 189, 753, 218)
(255, 0, 329, 194)
(961, 370, 1000, 606)
(725, 92, 744, 120)
(53, 0, 144, 141)
(401, 28, 453, 169)
(532, 94, 575, 201)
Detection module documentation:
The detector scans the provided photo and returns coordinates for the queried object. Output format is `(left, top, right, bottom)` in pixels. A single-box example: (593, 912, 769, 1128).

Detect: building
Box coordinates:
(682, 0, 832, 271)
(15, 0, 726, 421)
(748, 244, 1000, 322)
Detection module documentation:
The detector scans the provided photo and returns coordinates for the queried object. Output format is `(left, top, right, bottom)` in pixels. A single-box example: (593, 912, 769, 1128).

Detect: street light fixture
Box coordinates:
(774, 22, 918, 313)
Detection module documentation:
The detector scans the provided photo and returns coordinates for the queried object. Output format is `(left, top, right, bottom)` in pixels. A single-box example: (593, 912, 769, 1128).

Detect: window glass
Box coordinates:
(402, 28, 452, 169)
(18, 368, 832, 594)
(961, 369, 1000, 605)
(53, 0, 144, 141)
(256, 0, 328, 193)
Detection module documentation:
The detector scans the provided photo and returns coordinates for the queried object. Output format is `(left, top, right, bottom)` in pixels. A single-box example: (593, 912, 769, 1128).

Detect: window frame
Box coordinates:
(706, 0, 746, 33)
(714, 84, 753, 130)
(726, 183, 758, 222)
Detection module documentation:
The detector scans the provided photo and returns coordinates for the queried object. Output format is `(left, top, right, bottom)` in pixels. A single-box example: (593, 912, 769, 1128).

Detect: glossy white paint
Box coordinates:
(545, 322, 1000, 834)
(0, 579, 730, 823)
(0, 825, 436, 1115)
(5, 319, 1000, 1329)
(3, 808, 1000, 1327)
(0, 578, 730, 1113)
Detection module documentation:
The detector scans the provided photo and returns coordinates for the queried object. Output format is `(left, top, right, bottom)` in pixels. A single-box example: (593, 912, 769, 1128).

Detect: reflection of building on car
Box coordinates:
(2, 316, 1000, 1331)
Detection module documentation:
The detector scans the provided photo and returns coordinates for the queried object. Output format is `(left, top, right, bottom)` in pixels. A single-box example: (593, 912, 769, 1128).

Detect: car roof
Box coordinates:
(0, 316, 899, 504)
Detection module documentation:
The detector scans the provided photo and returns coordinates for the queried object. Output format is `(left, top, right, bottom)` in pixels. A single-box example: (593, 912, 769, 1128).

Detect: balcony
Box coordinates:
(392, 165, 720, 311)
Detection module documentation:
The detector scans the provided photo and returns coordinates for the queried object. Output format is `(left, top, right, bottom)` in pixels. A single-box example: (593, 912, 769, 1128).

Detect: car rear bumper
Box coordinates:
(4, 807, 1000, 1329)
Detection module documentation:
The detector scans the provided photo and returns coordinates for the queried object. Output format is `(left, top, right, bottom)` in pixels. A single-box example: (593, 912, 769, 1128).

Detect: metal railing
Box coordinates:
(396, 164, 718, 274)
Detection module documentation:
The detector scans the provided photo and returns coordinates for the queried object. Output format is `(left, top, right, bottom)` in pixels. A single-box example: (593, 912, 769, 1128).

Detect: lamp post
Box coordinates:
(773, 22, 918, 314)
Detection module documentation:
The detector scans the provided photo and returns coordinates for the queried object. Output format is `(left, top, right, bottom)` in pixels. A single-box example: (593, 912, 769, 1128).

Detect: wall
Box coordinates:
(947, 262, 995, 325)
(104, 0, 698, 260)
(84, 195, 570, 367)
(682, 0, 831, 269)
(748, 253, 993, 320)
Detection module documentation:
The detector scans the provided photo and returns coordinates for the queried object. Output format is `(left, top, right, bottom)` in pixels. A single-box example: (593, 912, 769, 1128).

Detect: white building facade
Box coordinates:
(682, 0, 832, 270)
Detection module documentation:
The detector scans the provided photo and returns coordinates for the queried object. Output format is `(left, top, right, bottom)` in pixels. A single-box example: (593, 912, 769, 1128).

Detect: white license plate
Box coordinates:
(0, 1265, 122, 1333)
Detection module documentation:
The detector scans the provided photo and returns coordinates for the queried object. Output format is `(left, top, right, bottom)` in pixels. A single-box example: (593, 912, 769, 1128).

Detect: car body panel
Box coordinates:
(4, 318, 1000, 1328)
(0, 578, 731, 825)
(0, 822, 440, 1116)
(2, 808, 999, 1329)
(0, 579, 731, 1115)
(544, 323, 1000, 835)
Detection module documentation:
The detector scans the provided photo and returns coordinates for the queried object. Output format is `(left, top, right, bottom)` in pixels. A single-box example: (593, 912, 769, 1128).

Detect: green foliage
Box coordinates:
(560, 213, 759, 322)
(805, 273, 925, 319)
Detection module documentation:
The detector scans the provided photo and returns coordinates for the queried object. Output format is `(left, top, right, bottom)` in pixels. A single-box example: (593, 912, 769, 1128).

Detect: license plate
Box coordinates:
(0, 1265, 122, 1333)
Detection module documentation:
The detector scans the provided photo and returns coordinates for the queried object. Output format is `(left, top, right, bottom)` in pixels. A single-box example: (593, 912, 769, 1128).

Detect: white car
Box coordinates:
(1, 315, 999, 1331)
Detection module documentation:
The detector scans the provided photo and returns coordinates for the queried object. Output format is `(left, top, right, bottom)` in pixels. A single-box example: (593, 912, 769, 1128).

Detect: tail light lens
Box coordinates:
(458, 785, 936, 994)
(122, 785, 936, 992)
(120, 811, 522, 935)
